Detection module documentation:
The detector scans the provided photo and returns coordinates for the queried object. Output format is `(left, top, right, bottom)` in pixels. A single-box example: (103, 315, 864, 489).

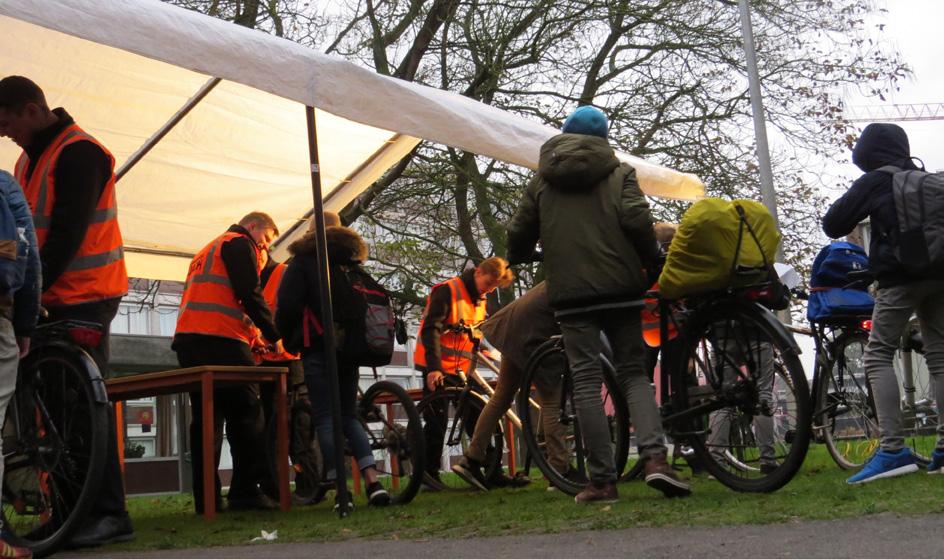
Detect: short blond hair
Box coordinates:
(239, 211, 279, 236)
(477, 256, 514, 288)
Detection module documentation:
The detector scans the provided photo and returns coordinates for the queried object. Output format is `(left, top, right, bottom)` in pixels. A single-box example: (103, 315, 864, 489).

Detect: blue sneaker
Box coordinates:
(927, 449, 944, 474)
(846, 448, 919, 484)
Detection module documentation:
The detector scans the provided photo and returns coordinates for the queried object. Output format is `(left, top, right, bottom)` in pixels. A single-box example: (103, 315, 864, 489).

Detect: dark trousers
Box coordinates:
(259, 359, 304, 499)
(175, 336, 265, 512)
(421, 371, 479, 475)
(44, 298, 127, 517)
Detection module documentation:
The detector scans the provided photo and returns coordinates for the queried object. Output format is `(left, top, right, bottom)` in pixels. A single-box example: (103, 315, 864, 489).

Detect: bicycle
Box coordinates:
(414, 323, 628, 490)
(513, 334, 632, 494)
(519, 274, 812, 494)
(1, 319, 110, 557)
(800, 270, 936, 469)
(309, 376, 426, 506)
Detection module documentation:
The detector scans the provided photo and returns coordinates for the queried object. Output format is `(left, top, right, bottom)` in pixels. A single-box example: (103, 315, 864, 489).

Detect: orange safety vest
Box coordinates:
(255, 262, 299, 362)
(14, 124, 127, 306)
(175, 231, 264, 345)
(641, 282, 679, 348)
(413, 276, 486, 375)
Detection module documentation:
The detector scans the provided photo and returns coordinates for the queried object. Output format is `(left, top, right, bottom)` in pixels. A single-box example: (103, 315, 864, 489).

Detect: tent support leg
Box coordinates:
(116, 77, 222, 182)
(305, 105, 351, 517)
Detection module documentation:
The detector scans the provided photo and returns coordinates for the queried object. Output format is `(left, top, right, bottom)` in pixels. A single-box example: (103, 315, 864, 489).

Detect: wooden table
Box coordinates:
(106, 365, 290, 520)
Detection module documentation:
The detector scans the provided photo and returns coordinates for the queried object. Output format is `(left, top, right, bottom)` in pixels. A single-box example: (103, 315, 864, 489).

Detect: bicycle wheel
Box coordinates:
(517, 338, 630, 495)
(674, 301, 811, 493)
(898, 342, 939, 464)
(416, 387, 502, 490)
(2, 344, 108, 557)
(817, 331, 879, 469)
(358, 380, 425, 504)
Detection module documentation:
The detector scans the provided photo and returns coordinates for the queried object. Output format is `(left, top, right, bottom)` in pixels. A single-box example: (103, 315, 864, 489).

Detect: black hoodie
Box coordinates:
(822, 123, 928, 287)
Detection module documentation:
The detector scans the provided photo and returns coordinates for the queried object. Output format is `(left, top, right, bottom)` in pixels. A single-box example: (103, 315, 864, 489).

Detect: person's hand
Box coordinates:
(16, 337, 29, 358)
(426, 370, 445, 391)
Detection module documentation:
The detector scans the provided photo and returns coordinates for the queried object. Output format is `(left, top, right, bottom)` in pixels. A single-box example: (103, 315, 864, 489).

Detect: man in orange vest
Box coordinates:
(173, 212, 283, 514)
(0, 76, 133, 548)
(413, 257, 513, 490)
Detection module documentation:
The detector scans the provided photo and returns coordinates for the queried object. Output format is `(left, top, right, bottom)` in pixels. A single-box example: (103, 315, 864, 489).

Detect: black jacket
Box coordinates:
(507, 133, 658, 310)
(275, 226, 370, 354)
(822, 123, 932, 287)
(22, 108, 111, 292)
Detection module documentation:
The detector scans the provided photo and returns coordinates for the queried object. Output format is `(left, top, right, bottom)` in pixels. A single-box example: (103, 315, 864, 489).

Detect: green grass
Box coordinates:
(96, 446, 944, 552)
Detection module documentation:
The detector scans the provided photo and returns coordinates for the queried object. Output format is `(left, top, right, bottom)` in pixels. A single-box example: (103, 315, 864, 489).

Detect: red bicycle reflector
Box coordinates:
(68, 326, 103, 348)
(860, 320, 873, 332)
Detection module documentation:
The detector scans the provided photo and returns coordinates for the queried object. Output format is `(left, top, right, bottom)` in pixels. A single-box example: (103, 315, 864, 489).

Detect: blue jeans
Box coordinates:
(304, 351, 375, 477)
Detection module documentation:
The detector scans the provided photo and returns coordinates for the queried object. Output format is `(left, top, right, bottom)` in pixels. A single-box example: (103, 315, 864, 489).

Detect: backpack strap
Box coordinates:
(875, 165, 902, 175)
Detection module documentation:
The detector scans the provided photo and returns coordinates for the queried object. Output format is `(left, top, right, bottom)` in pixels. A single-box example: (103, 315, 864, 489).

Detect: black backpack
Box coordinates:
(878, 166, 944, 276)
(338, 265, 396, 367)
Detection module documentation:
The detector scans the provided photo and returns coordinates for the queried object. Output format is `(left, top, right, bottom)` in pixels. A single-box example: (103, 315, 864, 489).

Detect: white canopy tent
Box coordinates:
(0, 0, 703, 282)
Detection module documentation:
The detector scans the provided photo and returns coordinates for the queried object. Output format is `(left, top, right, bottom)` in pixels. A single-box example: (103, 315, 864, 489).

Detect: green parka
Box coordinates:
(506, 133, 658, 311)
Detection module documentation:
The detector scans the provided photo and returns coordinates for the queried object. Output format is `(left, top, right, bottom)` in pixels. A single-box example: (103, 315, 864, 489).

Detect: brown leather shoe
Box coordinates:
(644, 454, 692, 498)
(574, 482, 618, 504)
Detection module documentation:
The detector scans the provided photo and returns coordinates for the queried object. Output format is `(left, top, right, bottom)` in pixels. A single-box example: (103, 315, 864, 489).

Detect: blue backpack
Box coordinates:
(807, 242, 874, 322)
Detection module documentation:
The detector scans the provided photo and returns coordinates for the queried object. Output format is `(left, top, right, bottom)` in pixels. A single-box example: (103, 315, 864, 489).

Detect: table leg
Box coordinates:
(275, 374, 291, 512)
(115, 401, 126, 476)
(201, 374, 216, 521)
(506, 418, 516, 474)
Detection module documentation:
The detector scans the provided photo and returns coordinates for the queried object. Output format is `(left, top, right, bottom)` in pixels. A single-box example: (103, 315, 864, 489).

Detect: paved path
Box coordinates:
(61, 512, 940, 559)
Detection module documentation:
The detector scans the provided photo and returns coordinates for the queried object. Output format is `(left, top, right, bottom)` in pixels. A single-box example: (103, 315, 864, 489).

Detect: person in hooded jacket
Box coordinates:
(823, 122, 944, 483)
(506, 106, 690, 503)
(275, 223, 390, 507)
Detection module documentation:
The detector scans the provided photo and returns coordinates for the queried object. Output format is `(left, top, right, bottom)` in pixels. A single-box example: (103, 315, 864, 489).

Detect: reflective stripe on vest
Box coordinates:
(175, 231, 259, 344)
(256, 262, 299, 361)
(413, 276, 486, 375)
(14, 124, 127, 306)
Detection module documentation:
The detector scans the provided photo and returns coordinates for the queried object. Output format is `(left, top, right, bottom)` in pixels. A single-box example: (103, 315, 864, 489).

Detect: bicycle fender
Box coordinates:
(745, 301, 802, 355)
(38, 339, 110, 405)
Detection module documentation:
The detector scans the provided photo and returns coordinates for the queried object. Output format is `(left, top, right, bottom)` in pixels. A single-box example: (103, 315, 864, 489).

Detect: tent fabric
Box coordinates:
(0, 0, 704, 281)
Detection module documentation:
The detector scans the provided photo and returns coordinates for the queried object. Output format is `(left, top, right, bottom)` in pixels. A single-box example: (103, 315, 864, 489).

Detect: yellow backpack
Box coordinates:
(658, 198, 781, 299)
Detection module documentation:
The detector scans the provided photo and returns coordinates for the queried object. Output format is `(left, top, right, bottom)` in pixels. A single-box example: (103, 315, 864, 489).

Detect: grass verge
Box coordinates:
(91, 446, 944, 553)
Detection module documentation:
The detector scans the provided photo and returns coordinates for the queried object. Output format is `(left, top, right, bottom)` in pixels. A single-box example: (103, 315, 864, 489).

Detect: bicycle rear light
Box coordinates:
(67, 326, 103, 348)
(859, 320, 872, 332)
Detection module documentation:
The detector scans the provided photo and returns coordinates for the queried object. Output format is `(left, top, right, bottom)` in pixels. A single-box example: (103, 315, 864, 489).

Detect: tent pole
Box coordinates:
(115, 77, 222, 182)
(305, 106, 351, 517)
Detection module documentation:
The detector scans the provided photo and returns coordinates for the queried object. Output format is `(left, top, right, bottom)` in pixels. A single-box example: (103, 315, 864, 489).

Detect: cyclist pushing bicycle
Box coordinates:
(506, 105, 690, 504)
(823, 122, 944, 484)
(413, 257, 514, 491)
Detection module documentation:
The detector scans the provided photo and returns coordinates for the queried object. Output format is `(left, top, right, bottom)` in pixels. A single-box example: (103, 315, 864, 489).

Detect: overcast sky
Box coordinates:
(833, 0, 944, 185)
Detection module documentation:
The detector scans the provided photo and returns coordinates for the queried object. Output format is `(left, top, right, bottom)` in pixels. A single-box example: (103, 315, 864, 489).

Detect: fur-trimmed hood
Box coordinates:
(287, 226, 368, 264)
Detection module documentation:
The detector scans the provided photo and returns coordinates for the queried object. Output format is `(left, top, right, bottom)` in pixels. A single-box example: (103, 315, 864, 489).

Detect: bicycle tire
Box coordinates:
(359, 380, 425, 504)
(416, 387, 503, 490)
(674, 301, 811, 493)
(817, 331, 879, 469)
(2, 344, 109, 557)
(517, 338, 630, 495)
(897, 344, 938, 465)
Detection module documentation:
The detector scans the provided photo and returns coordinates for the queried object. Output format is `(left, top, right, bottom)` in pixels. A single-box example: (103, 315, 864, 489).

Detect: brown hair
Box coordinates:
(0, 76, 48, 113)
(307, 210, 341, 231)
(477, 256, 514, 288)
(654, 222, 677, 246)
(238, 211, 279, 236)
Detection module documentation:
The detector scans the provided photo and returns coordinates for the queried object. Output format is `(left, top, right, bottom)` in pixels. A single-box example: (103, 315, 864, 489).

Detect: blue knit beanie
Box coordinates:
(561, 106, 608, 139)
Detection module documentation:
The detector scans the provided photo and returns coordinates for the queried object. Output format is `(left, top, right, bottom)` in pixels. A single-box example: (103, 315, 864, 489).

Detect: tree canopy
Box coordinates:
(167, 0, 907, 310)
